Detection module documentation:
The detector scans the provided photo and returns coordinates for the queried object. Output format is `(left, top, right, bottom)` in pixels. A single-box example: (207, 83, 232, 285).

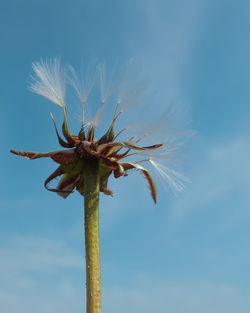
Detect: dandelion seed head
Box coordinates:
(30, 58, 67, 108)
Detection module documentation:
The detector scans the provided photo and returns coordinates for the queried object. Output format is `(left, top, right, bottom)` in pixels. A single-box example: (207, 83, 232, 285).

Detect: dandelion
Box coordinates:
(10, 59, 189, 313)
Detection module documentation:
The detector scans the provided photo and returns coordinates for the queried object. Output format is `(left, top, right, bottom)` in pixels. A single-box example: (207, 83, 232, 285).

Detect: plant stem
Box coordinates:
(83, 158, 101, 313)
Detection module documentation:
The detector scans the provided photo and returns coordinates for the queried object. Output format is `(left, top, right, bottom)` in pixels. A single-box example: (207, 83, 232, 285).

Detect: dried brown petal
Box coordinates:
(10, 149, 77, 165)
(10, 150, 53, 160)
(50, 149, 78, 165)
(120, 162, 157, 203)
(100, 173, 113, 196)
(50, 112, 73, 148)
(97, 141, 162, 154)
(56, 174, 80, 198)
(44, 166, 65, 192)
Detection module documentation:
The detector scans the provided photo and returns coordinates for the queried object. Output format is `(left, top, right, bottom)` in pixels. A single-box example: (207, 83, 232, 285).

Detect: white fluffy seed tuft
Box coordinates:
(149, 159, 190, 194)
(98, 63, 116, 103)
(30, 58, 67, 108)
(68, 65, 96, 104)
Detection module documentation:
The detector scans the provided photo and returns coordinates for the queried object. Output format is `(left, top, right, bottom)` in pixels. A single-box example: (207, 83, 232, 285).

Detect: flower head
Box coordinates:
(11, 59, 189, 203)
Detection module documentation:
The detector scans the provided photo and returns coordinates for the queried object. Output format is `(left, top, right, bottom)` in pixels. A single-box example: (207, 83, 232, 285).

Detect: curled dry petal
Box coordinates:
(120, 162, 157, 203)
(44, 166, 65, 192)
(50, 112, 73, 148)
(62, 107, 76, 146)
(10, 150, 53, 160)
(56, 174, 80, 198)
(113, 164, 125, 178)
(97, 141, 162, 154)
(100, 173, 114, 196)
(44, 166, 80, 198)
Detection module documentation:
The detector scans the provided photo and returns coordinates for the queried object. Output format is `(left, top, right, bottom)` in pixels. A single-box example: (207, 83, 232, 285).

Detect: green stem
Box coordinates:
(83, 158, 101, 313)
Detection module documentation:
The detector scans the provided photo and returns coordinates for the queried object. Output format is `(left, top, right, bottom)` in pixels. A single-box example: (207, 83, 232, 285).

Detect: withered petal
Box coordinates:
(97, 141, 162, 154)
(113, 164, 125, 178)
(62, 107, 77, 146)
(100, 186, 113, 196)
(44, 166, 65, 191)
(120, 162, 157, 203)
(44, 166, 76, 198)
(50, 149, 78, 165)
(11, 149, 78, 165)
(50, 112, 74, 148)
(100, 172, 113, 196)
(10, 150, 54, 160)
(56, 174, 80, 198)
(100, 156, 120, 169)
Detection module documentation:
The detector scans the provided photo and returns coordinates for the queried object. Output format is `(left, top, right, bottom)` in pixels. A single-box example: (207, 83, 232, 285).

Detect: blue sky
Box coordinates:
(1, 0, 250, 312)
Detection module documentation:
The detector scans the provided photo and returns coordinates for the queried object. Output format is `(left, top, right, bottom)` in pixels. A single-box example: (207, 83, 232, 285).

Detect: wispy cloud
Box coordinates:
(136, 0, 206, 104)
(172, 136, 250, 218)
(1, 233, 250, 313)
(1, 234, 250, 313)
(0, 234, 84, 313)
(103, 275, 250, 313)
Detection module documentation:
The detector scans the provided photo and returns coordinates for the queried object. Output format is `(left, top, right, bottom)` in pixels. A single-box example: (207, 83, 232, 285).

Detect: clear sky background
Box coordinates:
(1, 1, 250, 312)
